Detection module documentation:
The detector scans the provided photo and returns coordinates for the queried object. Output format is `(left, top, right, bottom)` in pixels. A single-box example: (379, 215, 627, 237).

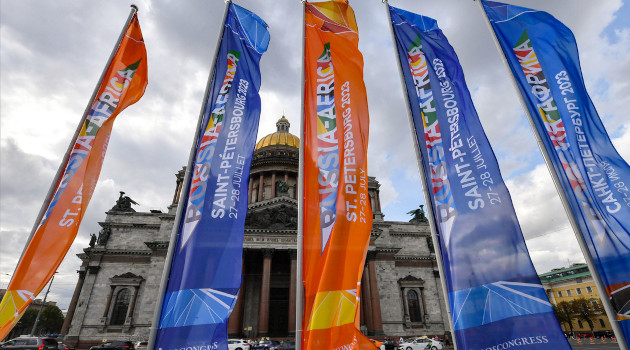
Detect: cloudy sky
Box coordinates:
(1, 0, 628, 311)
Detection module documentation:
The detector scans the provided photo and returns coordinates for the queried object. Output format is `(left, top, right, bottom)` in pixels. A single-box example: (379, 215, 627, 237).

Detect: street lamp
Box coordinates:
(30, 272, 57, 336)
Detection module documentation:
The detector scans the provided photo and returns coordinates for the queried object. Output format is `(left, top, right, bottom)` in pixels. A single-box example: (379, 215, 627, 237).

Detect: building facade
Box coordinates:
(61, 117, 449, 348)
(539, 264, 612, 336)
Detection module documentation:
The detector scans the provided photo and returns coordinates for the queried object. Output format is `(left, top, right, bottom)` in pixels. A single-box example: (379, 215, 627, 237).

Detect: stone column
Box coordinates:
(420, 288, 427, 317)
(401, 288, 410, 322)
(360, 284, 365, 326)
(102, 286, 116, 318)
(288, 251, 297, 335)
(271, 173, 276, 198)
(172, 180, 180, 205)
(66, 265, 99, 342)
(128, 286, 140, 317)
(258, 174, 264, 202)
(172, 168, 185, 205)
(367, 255, 384, 335)
(248, 178, 253, 204)
(228, 259, 246, 336)
(361, 265, 374, 332)
(258, 249, 273, 336)
(60, 270, 86, 335)
(286, 173, 293, 198)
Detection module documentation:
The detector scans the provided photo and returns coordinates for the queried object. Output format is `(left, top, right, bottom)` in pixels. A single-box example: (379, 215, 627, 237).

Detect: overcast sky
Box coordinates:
(1, 0, 628, 311)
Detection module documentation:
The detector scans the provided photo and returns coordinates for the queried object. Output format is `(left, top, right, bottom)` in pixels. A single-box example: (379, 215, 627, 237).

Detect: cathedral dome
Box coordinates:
(254, 115, 300, 150)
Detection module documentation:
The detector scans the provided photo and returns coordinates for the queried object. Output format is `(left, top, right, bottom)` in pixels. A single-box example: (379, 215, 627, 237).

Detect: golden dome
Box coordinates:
(255, 115, 300, 150)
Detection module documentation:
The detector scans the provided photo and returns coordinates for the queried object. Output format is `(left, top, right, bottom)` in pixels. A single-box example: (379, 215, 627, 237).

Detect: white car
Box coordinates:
(398, 337, 443, 350)
(228, 339, 251, 350)
(135, 341, 148, 350)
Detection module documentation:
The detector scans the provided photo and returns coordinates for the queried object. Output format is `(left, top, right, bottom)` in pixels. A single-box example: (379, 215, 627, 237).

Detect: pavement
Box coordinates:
(567, 338, 621, 349)
(435, 338, 621, 349)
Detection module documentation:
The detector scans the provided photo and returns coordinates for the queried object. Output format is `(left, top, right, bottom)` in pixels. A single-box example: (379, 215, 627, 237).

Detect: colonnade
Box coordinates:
(227, 249, 384, 337)
(248, 171, 295, 204)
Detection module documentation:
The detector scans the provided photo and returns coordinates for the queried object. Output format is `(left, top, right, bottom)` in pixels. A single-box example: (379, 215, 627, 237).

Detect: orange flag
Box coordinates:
(0, 12, 147, 340)
(302, 1, 374, 349)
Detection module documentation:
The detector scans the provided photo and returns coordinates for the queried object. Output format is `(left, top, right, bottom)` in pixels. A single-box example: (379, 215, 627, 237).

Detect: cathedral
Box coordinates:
(60, 116, 449, 348)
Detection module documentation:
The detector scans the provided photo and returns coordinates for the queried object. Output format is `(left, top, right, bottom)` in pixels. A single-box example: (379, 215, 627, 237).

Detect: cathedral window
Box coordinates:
(398, 275, 426, 326)
(110, 288, 131, 325)
(103, 272, 144, 328)
(407, 290, 422, 322)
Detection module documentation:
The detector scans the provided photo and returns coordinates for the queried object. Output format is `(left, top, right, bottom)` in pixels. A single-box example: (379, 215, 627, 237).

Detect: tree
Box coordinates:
(553, 301, 575, 334)
(38, 305, 64, 335)
(7, 308, 38, 338)
(571, 298, 598, 334)
(11, 305, 65, 336)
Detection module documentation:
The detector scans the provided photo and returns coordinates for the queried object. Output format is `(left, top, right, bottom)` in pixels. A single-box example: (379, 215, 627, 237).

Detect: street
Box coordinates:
(567, 338, 621, 349)
(437, 339, 621, 350)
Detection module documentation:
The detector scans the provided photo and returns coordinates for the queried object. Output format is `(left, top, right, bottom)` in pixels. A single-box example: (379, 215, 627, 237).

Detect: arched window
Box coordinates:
(407, 290, 422, 322)
(110, 288, 131, 325)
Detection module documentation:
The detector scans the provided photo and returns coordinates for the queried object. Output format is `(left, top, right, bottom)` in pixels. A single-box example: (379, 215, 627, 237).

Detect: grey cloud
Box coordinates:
(1, 0, 627, 308)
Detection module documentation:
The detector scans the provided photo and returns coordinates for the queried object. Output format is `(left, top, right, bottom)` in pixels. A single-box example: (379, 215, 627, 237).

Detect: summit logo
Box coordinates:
(406, 35, 457, 247)
(315, 43, 339, 253)
(181, 50, 241, 250)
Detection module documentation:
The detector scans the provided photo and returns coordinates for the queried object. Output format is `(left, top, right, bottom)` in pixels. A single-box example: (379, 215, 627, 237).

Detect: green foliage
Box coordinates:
(571, 298, 598, 332)
(14, 305, 64, 335)
(39, 305, 64, 334)
(14, 308, 39, 334)
(552, 301, 574, 333)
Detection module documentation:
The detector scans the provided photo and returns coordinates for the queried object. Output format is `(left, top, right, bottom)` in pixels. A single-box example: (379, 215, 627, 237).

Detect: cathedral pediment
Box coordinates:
(245, 198, 297, 230)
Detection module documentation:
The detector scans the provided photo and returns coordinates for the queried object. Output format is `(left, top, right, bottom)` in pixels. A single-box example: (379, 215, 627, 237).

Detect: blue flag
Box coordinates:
(389, 5, 571, 349)
(155, 4, 269, 349)
(483, 0, 630, 342)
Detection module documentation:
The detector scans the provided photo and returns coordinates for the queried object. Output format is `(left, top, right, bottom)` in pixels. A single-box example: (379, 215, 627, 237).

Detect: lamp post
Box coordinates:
(30, 272, 57, 336)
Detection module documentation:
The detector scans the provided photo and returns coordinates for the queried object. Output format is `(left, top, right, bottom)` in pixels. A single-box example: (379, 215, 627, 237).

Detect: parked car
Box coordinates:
(398, 337, 443, 350)
(228, 339, 251, 350)
(57, 342, 76, 350)
(274, 341, 295, 350)
(251, 340, 280, 350)
(0, 336, 58, 350)
(89, 341, 134, 350)
(383, 339, 399, 350)
(370, 339, 385, 350)
(134, 342, 147, 350)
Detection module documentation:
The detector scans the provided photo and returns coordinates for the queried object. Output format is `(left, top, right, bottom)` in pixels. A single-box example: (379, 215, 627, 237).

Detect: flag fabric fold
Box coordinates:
(153, 3, 269, 349)
(0, 13, 147, 340)
(483, 0, 630, 341)
(302, 1, 373, 349)
(389, 5, 571, 349)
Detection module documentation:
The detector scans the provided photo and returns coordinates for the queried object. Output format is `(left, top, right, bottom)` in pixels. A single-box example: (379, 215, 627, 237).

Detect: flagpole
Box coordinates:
(146, 2, 232, 349)
(295, 1, 306, 349)
(11, 4, 139, 280)
(383, 2, 458, 348)
(476, 1, 628, 348)
(29, 272, 56, 336)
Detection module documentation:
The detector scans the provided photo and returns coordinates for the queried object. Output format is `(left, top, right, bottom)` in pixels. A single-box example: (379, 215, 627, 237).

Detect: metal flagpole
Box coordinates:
(11, 4, 138, 279)
(382, 1, 458, 349)
(476, 1, 628, 348)
(146, 2, 232, 349)
(295, 1, 306, 349)
(29, 272, 56, 336)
